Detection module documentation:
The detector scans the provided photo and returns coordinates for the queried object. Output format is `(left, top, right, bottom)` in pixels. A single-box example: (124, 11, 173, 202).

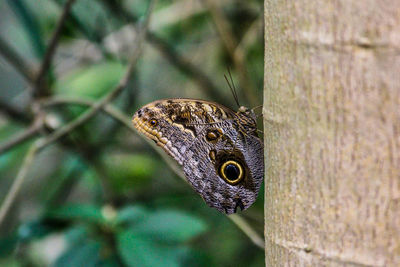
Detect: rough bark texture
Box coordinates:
(263, 1, 400, 266)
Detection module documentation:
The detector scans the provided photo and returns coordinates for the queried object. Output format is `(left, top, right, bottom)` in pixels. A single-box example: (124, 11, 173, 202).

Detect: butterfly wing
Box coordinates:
(132, 99, 235, 165)
(183, 119, 264, 214)
(132, 99, 264, 214)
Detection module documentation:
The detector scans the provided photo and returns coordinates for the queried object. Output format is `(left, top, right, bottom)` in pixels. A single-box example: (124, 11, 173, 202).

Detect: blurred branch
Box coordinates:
(0, 117, 43, 155)
(101, 0, 228, 105)
(41, 95, 265, 250)
(42, 96, 134, 129)
(0, 0, 156, 228)
(202, 0, 258, 107)
(0, 100, 31, 124)
(235, 18, 262, 61)
(36, 1, 154, 150)
(203, 0, 237, 55)
(0, 143, 38, 226)
(51, 0, 126, 64)
(0, 36, 36, 82)
(229, 214, 265, 249)
(0, 0, 77, 117)
(34, 0, 77, 97)
(43, 96, 197, 176)
(1, 0, 263, 246)
(147, 33, 227, 104)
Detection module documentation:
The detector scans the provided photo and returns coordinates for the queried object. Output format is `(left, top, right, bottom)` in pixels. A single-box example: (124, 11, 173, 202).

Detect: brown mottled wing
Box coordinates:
(182, 118, 264, 214)
(132, 99, 264, 214)
(132, 99, 236, 165)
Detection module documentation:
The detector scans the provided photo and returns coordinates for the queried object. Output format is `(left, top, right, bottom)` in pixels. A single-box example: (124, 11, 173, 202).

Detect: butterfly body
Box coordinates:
(132, 99, 264, 214)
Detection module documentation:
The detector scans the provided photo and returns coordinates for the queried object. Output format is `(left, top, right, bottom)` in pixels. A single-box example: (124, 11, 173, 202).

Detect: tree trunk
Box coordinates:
(263, 1, 400, 266)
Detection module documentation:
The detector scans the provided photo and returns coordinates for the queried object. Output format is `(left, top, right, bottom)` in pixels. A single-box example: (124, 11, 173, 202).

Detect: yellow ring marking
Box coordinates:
(220, 160, 244, 185)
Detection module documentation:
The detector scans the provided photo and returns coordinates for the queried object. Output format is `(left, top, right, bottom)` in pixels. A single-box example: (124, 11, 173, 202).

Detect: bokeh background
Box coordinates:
(0, 0, 264, 266)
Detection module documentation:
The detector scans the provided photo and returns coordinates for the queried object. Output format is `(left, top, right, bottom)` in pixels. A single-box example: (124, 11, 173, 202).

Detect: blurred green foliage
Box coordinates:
(0, 0, 264, 266)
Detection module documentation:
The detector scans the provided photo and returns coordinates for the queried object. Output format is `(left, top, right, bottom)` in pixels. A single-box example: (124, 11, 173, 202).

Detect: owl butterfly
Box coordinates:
(132, 99, 264, 214)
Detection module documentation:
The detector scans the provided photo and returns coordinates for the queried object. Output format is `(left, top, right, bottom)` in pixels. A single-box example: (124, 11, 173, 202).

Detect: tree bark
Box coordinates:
(263, 0, 400, 266)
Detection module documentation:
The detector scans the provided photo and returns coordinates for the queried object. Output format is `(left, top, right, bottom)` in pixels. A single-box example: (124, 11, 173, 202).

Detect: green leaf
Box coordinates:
(0, 258, 20, 267)
(104, 154, 157, 193)
(7, 0, 45, 57)
(117, 229, 182, 267)
(64, 225, 88, 245)
(17, 219, 53, 241)
(55, 61, 126, 99)
(52, 240, 101, 267)
(98, 256, 121, 267)
(178, 248, 213, 267)
(46, 204, 104, 224)
(0, 234, 18, 257)
(115, 205, 148, 225)
(0, 124, 32, 173)
(133, 210, 207, 243)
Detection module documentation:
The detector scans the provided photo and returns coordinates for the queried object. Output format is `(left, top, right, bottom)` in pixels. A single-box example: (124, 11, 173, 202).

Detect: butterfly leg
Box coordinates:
(233, 198, 245, 213)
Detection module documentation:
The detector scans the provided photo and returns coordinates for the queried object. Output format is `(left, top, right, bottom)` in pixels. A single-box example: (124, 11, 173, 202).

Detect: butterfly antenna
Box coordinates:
(251, 105, 263, 112)
(224, 68, 240, 108)
(229, 68, 240, 107)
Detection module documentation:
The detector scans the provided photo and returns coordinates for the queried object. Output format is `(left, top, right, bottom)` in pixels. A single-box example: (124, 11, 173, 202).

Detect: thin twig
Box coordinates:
(147, 33, 228, 105)
(101, 0, 228, 106)
(234, 17, 262, 62)
(41, 95, 265, 250)
(0, 143, 38, 225)
(42, 96, 135, 130)
(35, 0, 154, 151)
(0, 36, 36, 82)
(202, 0, 258, 107)
(0, 118, 43, 155)
(229, 214, 264, 249)
(0, 0, 156, 228)
(33, 0, 77, 97)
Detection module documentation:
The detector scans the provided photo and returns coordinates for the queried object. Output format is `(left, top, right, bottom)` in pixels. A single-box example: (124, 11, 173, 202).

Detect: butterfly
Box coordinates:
(132, 97, 264, 214)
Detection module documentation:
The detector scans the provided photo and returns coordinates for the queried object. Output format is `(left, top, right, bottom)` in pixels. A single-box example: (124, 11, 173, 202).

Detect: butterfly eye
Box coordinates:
(220, 160, 244, 185)
(149, 119, 158, 127)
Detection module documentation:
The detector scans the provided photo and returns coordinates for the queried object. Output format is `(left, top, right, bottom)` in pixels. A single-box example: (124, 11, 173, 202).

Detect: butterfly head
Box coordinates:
(132, 104, 163, 144)
(237, 105, 257, 120)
